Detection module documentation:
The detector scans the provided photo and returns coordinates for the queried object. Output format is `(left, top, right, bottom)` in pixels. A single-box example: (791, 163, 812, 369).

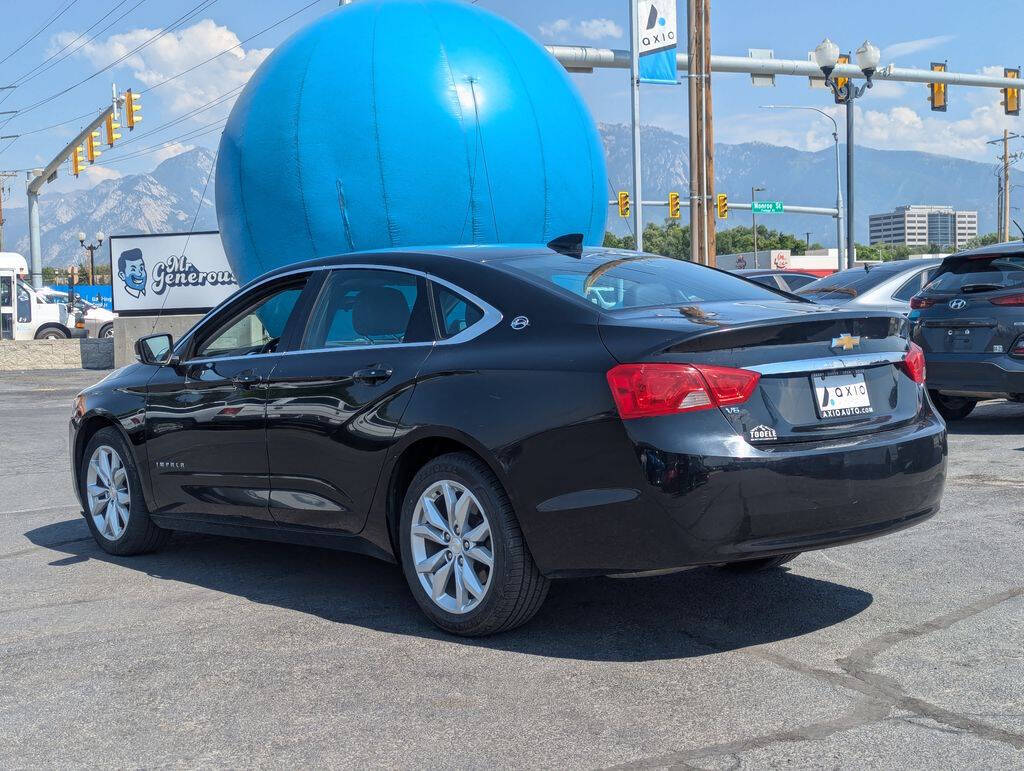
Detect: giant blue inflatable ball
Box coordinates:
(216, 0, 607, 284)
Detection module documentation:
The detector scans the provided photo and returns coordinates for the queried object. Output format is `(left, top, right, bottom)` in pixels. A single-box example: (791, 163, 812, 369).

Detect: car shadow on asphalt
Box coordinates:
(27, 517, 873, 662)
(945, 402, 1024, 436)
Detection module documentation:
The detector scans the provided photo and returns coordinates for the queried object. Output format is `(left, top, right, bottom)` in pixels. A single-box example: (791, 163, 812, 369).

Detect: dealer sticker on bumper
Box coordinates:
(812, 372, 873, 419)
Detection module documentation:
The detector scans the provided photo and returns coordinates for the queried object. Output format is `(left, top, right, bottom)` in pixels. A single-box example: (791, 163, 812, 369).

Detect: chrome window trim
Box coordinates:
(750, 350, 906, 376)
(180, 262, 502, 366)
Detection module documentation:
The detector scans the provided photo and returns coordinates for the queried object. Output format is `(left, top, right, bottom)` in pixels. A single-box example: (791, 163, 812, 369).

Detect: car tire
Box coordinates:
(80, 427, 171, 556)
(35, 326, 68, 340)
(929, 391, 977, 421)
(99, 323, 114, 339)
(719, 553, 800, 572)
(399, 452, 550, 636)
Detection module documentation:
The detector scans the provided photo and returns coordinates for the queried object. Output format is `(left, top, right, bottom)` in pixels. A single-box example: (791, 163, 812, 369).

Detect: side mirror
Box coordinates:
(135, 333, 175, 366)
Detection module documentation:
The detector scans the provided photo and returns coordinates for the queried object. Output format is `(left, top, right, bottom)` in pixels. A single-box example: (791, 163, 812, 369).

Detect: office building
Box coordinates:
(868, 205, 977, 250)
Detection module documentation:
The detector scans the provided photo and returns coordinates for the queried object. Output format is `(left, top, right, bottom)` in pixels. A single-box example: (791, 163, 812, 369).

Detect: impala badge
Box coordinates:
(831, 333, 861, 351)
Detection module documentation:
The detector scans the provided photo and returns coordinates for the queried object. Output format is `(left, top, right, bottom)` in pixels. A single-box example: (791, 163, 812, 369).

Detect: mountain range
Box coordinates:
(5, 126, 1019, 268)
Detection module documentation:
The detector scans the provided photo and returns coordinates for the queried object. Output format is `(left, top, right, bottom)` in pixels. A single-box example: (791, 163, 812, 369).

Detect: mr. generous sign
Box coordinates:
(109, 232, 240, 315)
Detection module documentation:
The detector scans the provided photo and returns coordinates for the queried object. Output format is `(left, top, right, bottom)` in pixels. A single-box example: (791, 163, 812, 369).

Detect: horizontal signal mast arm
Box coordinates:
(27, 105, 115, 195)
(545, 45, 1024, 90)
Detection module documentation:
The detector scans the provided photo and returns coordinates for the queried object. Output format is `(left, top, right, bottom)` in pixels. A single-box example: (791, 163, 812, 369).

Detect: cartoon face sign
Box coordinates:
(117, 248, 147, 297)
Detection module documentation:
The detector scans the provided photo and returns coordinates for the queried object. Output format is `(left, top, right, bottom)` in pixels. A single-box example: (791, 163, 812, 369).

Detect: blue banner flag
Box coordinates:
(637, 0, 678, 84)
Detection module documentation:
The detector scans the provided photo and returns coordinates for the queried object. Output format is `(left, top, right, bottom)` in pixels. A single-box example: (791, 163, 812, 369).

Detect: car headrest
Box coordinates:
(352, 286, 411, 338)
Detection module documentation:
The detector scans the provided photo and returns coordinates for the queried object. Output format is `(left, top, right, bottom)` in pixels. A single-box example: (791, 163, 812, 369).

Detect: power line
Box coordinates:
(8, 0, 139, 91)
(106, 85, 242, 151)
(139, 0, 330, 96)
(2, 0, 219, 126)
(0, 0, 82, 67)
(100, 120, 226, 164)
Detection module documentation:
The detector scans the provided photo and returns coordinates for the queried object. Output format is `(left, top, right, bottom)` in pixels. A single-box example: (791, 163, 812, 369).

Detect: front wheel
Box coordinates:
(99, 323, 114, 339)
(80, 427, 171, 555)
(399, 453, 549, 636)
(929, 391, 977, 421)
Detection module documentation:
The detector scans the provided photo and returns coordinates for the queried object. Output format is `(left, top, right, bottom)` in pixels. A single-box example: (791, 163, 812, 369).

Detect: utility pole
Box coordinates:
(987, 130, 1019, 243)
(628, 0, 643, 252)
(0, 171, 18, 252)
(698, 0, 716, 265)
(751, 185, 764, 268)
(686, 0, 700, 263)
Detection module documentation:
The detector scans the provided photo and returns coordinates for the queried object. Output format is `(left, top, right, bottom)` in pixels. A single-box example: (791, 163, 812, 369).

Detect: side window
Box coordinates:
(195, 280, 306, 359)
(893, 268, 934, 301)
(302, 269, 432, 349)
(434, 284, 484, 339)
(783, 274, 817, 291)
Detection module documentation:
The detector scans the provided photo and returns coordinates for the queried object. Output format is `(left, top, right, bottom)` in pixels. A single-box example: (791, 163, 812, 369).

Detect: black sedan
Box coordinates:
(70, 244, 947, 636)
(910, 243, 1024, 419)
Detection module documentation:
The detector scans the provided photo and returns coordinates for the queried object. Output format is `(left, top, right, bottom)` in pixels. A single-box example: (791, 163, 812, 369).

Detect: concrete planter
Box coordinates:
(0, 338, 114, 371)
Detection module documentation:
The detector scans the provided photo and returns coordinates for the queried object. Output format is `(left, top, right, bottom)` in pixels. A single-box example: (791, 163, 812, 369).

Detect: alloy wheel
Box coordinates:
(86, 445, 131, 540)
(410, 480, 493, 614)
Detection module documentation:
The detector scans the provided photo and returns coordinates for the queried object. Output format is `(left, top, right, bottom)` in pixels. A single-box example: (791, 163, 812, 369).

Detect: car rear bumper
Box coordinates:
(925, 352, 1024, 396)
(521, 412, 947, 578)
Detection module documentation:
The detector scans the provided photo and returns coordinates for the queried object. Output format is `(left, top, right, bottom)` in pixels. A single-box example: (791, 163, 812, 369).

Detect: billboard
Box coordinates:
(108, 231, 239, 315)
(637, 0, 677, 84)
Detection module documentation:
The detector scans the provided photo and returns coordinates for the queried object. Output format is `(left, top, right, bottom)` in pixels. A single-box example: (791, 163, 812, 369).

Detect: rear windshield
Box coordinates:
(797, 263, 910, 301)
(925, 255, 1024, 294)
(503, 252, 787, 310)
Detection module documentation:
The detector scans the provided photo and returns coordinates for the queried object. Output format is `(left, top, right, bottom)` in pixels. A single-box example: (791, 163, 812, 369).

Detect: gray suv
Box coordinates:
(909, 244, 1024, 420)
(798, 259, 942, 315)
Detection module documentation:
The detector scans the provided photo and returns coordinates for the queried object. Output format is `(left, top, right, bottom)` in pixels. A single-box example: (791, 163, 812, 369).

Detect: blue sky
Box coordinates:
(0, 0, 1019, 208)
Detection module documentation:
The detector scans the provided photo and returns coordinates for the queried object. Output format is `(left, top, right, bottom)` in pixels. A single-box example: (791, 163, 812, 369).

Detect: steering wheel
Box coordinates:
(256, 336, 280, 354)
(584, 285, 617, 310)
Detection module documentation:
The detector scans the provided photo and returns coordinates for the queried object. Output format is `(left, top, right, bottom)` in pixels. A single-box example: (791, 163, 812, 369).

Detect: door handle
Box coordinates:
(352, 366, 393, 385)
(231, 372, 264, 387)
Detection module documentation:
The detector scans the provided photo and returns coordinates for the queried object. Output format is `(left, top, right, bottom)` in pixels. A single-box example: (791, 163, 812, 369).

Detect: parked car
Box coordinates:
(798, 258, 942, 315)
(734, 269, 822, 293)
(70, 243, 946, 636)
(909, 243, 1024, 419)
(37, 288, 116, 338)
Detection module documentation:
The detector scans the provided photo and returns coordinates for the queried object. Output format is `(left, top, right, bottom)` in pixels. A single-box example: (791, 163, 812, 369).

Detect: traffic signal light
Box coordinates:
(668, 192, 681, 219)
(86, 131, 102, 163)
(929, 62, 947, 112)
(71, 145, 85, 177)
(617, 191, 630, 218)
(1004, 68, 1020, 116)
(832, 54, 850, 104)
(125, 88, 141, 129)
(716, 193, 728, 219)
(105, 114, 121, 147)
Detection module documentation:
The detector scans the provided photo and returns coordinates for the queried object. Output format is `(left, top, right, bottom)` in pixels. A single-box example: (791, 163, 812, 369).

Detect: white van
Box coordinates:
(0, 253, 79, 340)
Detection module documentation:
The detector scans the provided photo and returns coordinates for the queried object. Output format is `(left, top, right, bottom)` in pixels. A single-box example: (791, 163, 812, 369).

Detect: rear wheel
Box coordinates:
(99, 323, 114, 339)
(929, 391, 977, 421)
(719, 553, 800, 572)
(399, 453, 549, 636)
(80, 428, 171, 555)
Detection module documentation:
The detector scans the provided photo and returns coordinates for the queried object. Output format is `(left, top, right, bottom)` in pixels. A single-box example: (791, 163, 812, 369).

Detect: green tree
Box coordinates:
(605, 222, 822, 260)
(963, 232, 999, 250)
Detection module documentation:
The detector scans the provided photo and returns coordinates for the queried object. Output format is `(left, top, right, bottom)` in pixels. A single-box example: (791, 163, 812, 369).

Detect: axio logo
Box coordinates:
(117, 248, 148, 299)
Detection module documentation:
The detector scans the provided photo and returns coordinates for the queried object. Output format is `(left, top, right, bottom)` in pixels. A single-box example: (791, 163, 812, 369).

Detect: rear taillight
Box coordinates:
(606, 363, 760, 419)
(899, 342, 927, 384)
(1011, 336, 1024, 358)
(909, 295, 936, 309)
(990, 293, 1024, 306)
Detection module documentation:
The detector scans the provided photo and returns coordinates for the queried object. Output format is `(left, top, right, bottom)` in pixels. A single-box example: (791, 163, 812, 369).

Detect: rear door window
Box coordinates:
(926, 257, 1024, 294)
(302, 269, 433, 349)
(892, 268, 937, 301)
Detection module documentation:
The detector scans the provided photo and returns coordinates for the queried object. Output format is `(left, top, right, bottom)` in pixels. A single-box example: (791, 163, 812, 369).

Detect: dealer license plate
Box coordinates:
(812, 372, 873, 419)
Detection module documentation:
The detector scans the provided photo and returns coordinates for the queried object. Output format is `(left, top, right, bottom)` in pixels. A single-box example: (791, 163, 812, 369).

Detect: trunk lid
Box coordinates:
(600, 301, 918, 444)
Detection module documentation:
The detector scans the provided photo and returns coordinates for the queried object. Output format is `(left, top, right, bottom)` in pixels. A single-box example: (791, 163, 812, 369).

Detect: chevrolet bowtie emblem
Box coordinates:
(831, 333, 861, 351)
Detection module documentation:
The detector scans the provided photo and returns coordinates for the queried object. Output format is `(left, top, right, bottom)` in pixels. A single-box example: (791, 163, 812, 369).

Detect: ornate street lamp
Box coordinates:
(815, 38, 880, 267)
(78, 230, 105, 286)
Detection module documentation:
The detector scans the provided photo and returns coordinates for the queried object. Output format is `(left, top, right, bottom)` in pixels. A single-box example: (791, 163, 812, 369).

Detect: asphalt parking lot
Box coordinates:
(1, 369, 1022, 769)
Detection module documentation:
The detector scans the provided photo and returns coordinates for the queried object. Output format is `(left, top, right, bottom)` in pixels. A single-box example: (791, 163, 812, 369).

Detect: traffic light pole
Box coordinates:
(25, 96, 119, 289)
(846, 100, 855, 269)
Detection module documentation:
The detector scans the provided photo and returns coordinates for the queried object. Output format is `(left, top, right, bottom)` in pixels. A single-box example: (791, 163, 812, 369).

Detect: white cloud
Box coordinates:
(152, 142, 195, 163)
(539, 17, 623, 42)
(578, 19, 623, 41)
(55, 19, 270, 116)
(881, 35, 955, 61)
(720, 97, 1019, 162)
(49, 164, 122, 193)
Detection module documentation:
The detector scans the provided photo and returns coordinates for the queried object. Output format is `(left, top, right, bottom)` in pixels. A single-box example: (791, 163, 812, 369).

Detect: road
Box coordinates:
(1, 369, 1022, 768)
